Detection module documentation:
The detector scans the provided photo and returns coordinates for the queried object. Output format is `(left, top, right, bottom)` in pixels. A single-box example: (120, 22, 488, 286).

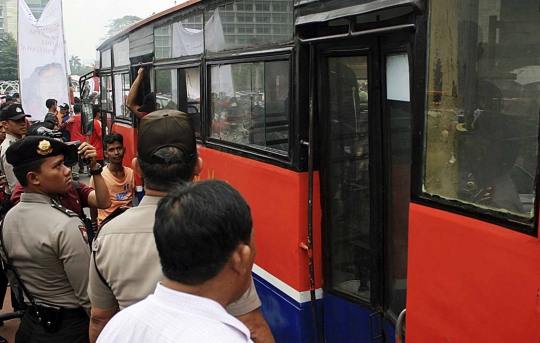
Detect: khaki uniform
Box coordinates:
(0, 133, 19, 194)
(2, 193, 91, 310)
(89, 195, 261, 316)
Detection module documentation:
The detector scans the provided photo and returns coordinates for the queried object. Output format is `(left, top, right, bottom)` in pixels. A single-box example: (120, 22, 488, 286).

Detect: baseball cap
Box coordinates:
(138, 110, 196, 164)
(59, 103, 69, 110)
(0, 104, 31, 121)
(137, 92, 156, 113)
(6, 136, 67, 167)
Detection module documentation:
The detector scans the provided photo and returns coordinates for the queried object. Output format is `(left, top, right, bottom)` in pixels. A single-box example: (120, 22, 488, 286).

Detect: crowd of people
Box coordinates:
(0, 93, 275, 342)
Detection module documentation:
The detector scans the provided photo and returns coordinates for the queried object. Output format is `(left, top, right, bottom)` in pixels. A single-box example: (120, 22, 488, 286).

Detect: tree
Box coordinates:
(107, 15, 142, 35)
(0, 33, 18, 80)
(69, 55, 82, 74)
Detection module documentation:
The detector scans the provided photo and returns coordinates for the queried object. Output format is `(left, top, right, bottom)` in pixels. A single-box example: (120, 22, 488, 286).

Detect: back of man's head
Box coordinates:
(137, 110, 198, 192)
(154, 180, 253, 286)
(45, 99, 56, 109)
(73, 104, 81, 114)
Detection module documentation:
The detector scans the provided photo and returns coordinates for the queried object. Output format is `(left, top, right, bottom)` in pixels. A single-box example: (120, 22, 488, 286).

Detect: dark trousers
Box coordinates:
(15, 311, 89, 343)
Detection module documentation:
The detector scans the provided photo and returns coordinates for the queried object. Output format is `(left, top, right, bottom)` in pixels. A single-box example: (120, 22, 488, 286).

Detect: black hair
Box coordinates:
(137, 147, 197, 192)
(154, 180, 253, 285)
(27, 121, 55, 136)
(13, 159, 44, 187)
(74, 97, 80, 104)
(92, 104, 100, 118)
(73, 104, 81, 113)
(103, 132, 123, 148)
(45, 99, 56, 109)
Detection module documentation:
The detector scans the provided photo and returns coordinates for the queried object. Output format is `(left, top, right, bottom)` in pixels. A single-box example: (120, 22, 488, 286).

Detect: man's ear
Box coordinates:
(191, 156, 204, 180)
(27, 171, 40, 186)
(132, 157, 142, 178)
(230, 244, 252, 275)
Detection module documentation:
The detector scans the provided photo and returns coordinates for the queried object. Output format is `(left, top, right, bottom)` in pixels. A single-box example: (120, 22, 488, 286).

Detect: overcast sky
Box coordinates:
(63, 0, 185, 62)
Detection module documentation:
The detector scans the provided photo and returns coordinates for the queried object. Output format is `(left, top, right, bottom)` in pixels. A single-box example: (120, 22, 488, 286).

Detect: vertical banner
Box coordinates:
(19, 0, 69, 121)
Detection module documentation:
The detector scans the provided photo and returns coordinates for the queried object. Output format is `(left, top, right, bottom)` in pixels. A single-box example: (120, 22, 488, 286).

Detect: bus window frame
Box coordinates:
(111, 69, 132, 124)
(204, 51, 295, 165)
(154, 62, 202, 138)
(407, 4, 539, 237)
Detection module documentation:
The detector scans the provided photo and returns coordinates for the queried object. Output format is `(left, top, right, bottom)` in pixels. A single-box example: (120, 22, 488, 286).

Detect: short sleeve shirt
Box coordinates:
(89, 195, 261, 316)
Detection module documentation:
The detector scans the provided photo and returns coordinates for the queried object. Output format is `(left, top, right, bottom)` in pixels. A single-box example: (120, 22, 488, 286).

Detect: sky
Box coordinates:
(62, 0, 186, 63)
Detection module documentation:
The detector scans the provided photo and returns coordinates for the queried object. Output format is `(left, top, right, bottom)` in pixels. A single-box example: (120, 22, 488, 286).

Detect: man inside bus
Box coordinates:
(88, 110, 275, 343)
(126, 67, 155, 119)
(96, 180, 257, 342)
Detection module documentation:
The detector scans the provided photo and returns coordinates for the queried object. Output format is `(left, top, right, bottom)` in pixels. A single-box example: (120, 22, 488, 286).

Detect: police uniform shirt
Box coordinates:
(2, 193, 91, 310)
(89, 195, 262, 316)
(0, 133, 19, 194)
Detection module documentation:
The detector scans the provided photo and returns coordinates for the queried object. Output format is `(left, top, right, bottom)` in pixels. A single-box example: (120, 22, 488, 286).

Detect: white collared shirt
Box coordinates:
(97, 283, 253, 343)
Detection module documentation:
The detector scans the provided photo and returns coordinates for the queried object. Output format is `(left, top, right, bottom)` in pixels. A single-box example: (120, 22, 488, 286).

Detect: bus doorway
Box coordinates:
(315, 32, 412, 342)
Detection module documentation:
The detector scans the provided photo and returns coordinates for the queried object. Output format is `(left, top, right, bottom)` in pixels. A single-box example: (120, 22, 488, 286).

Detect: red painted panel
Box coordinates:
(110, 123, 142, 186)
(197, 147, 323, 292)
(407, 203, 540, 342)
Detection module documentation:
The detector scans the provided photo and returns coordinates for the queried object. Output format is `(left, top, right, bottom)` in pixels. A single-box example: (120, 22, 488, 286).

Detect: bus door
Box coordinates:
(315, 31, 412, 342)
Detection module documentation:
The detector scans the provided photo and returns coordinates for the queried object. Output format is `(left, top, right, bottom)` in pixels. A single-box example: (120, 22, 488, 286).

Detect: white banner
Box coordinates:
(19, 0, 69, 121)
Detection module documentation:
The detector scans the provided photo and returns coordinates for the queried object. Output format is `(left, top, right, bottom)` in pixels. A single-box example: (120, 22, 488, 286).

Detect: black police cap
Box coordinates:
(6, 136, 68, 167)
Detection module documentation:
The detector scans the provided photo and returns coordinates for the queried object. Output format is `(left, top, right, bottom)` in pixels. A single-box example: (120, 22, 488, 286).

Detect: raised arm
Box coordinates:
(126, 67, 146, 119)
(81, 142, 111, 209)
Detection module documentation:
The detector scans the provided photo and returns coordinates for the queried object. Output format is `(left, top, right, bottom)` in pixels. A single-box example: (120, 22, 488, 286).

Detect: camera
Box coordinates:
(34, 126, 63, 139)
(64, 141, 80, 167)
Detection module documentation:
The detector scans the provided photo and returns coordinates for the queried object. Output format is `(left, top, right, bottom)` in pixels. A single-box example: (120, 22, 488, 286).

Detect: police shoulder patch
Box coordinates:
(79, 225, 89, 244)
(51, 202, 79, 217)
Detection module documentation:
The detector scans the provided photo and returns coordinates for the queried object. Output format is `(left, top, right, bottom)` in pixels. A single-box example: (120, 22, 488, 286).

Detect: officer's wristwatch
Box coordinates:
(89, 163, 103, 175)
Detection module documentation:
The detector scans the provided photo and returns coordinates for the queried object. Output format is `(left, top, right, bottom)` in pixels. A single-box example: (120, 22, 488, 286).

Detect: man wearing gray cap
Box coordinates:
(88, 110, 274, 343)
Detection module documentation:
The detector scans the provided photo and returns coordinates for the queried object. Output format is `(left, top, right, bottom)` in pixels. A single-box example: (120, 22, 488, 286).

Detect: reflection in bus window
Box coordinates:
(156, 68, 201, 132)
(204, 0, 293, 53)
(424, 0, 540, 218)
(210, 60, 290, 153)
(114, 74, 131, 119)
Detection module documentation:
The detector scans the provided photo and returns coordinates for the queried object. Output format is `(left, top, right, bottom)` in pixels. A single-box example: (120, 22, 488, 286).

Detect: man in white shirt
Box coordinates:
(97, 180, 257, 343)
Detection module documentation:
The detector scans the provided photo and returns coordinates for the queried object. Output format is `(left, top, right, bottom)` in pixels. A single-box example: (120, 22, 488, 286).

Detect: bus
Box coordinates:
(90, 0, 540, 341)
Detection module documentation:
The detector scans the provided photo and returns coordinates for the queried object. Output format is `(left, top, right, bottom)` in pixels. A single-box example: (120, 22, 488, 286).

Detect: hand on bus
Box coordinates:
(78, 142, 97, 167)
(138, 67, 146, 78)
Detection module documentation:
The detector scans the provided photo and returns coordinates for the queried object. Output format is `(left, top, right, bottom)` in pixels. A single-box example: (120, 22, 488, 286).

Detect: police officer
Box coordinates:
(1, 136, 101, 343)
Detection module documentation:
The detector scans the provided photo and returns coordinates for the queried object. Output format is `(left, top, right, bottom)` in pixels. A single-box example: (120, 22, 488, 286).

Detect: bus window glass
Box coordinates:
(204, 0, 293, 53)
(100, 76, 113, 111)
(171, 15, 204, 58)
(114, 74, 131, 119)
(156, 68, 201, 133)
(210, 60, 289, 153)
(424, 0, 540, 218)
(155, 25, 172, 59)
(101, 49, 111, 69)
(113, 38, 130, 67)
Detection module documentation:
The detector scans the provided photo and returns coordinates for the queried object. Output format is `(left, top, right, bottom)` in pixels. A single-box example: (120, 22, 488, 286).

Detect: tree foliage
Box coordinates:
(69, 55, 94, 76)
(107, 15, 142, 35)
(0, 33, 19, 80)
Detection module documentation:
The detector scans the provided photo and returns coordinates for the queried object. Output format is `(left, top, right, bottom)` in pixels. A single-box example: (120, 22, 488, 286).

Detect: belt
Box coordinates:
(26, 305, 88, 319)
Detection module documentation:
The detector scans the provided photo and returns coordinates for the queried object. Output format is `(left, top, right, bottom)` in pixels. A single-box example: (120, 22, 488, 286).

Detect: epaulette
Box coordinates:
(51, 202, 79, 217)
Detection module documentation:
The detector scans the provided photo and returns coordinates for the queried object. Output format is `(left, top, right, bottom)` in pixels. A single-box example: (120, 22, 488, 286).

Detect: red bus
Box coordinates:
(90, 0, 540, 341)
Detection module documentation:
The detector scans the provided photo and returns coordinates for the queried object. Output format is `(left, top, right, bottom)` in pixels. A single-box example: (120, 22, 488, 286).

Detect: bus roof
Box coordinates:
(97, 0, 201, 51)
